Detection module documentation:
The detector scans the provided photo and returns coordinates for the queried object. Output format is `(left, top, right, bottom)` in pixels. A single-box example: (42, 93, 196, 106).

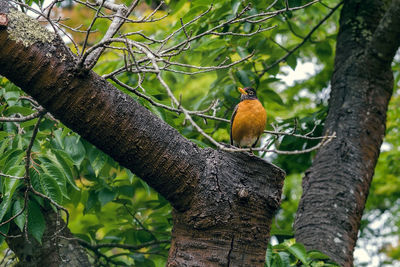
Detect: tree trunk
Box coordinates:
(0, 3, 285, 266)
(168, 150, 284, 266)
(294, 0, 400, 266)
(6, 205, 90, 267)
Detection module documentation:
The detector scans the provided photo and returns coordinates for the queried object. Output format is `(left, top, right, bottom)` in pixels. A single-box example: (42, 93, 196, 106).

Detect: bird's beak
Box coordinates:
(238, 87, 247, 95)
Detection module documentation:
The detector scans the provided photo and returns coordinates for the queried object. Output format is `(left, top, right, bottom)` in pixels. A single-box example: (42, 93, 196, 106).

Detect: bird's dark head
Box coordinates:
(239, 87, 258, 101)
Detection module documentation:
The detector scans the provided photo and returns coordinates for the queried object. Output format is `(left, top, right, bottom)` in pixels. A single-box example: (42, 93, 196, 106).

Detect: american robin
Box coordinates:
(230, 87, 267, 148)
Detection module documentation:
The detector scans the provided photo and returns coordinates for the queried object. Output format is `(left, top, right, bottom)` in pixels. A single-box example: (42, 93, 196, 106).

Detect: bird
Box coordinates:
(230, 87, 267, 148)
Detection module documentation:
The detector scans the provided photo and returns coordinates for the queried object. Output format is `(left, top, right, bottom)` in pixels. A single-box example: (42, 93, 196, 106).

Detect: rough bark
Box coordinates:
(0, 3, 285, 266)
(6, 205, 90, 267)
(294, 0, 400, 266)
(168, 150, 284, 266)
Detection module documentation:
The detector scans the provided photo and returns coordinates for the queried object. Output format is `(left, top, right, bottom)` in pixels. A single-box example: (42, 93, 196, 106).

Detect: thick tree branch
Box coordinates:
(0, 3, 288, 266)
(0, 6, 202, 211)
(367, 0, 400, 64)
(294, 0, 398, 265)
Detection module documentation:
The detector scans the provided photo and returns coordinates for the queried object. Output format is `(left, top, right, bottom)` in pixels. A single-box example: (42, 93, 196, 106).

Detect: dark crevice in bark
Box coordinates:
(227, 235, 235, 267)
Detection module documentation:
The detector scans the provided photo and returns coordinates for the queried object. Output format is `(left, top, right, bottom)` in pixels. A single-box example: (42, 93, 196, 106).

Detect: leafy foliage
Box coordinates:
(265, 239, 339, 267)
(0, 0, 399, 266)
(0, 78, 171, 265)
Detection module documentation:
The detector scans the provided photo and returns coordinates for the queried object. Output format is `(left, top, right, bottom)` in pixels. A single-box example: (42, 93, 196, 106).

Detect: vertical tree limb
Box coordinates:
(294, 0, 400, 266)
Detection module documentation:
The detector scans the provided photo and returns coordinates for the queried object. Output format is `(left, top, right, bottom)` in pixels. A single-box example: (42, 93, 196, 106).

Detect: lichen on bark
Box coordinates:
(7, 9, 54, 47)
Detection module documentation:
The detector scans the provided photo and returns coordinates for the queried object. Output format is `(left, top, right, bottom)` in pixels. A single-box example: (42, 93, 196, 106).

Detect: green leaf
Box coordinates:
(1, 149, 24, 172)
(307, 250, 331, 260)
(0, 168, 22, 222)
(40, 173, 63, 204)
(64, 136, 86, 166)
(136, 230, 154, 243)
(98, 188, 116, 207)
(260, 88, 284, 106)
(192, 0, 214, 7)
(236, 70, 251, 87)
(0, 222, 10, 245)
(53, 149, 79, 190)
(0, 138, 10, 155)
(278, 251, 291, 266)
(27, 200, 45, 244)
(88, 147, 107, 177)
(42, 162, 68, 197)
(266, 243, 273, 267)
(5, 106, 34, 116)
(0, 131, 9, 140)
(30, 167, 43, 194)
(287, 243, 309, 265)
(267, 63, 280, 76)
(53, 129, 64, 149)
(12, 198, 26, 231)
(286, 54, 297, 70)
(315, 42, 332, 59)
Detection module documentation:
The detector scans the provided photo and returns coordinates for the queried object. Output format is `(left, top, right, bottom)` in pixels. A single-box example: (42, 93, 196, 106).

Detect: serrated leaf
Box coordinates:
(0, 131, 9, 140)
(64, 136, 86, 167)
(27, 200, 45, 244)
(42, 162, 67, 197)
(30, 167, 43, 193)
(53, 149, 78, 190)
(40, 173, 63, 204)
(12, 198, 26, 231)
(0, 168, 22, 222)
(0, 138, 10, 155)
(278, 251, 291, 266)
(287, 243, 308, 265)
(1, 149, 24, 172)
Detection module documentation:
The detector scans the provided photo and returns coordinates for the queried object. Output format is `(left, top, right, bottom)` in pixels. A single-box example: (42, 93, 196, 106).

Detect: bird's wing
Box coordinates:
(230, 104, 239, 145)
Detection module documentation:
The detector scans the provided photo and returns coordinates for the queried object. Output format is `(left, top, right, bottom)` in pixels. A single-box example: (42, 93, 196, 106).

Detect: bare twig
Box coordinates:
(0, 111, 43, 122)
(0, 172, 25, 180)
(78, 238, 170, 250)
(258, 0, 343, 77)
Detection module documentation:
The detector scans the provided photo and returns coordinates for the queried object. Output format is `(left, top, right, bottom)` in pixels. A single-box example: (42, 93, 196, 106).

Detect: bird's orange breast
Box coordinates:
(232, 99, 267, 147)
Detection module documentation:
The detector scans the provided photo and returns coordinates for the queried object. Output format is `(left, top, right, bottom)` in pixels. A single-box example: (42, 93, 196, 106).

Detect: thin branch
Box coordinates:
(0, 111, 43, 122)
(0, 188, 29, 228)
(78, 238, 170, 250)
(219, 132, 336, 154)
(80, 0, 106, 65)
(0, 172, 25, 180)
(258, 0, 343, 77)
(28, 185, 70, 238)
(83, 0, 140, 69)
(210, 25, 277, 37)
(123, 204, 158, 241)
